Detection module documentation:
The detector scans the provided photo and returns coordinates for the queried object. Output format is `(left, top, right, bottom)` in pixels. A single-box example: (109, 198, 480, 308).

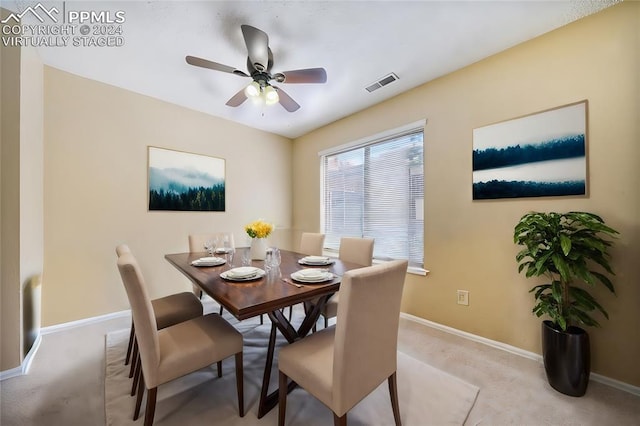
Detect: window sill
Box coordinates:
(408, 266, 429, 276)
(322, 250, 428, 276)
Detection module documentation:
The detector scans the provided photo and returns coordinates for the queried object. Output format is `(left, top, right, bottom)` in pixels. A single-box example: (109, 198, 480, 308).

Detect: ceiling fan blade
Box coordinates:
(225, 88, 248, 107)
(274, 68, 327, 84)
(186, 56, 248, 77)
(274, 87, 300, 112)
(241, 24, 269, 72)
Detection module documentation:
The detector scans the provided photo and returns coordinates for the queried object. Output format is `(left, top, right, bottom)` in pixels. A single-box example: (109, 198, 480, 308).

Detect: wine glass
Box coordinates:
(264, 250, 273, 272)
(204, 239, 217, 256)
(267, 247, 281, 277)
(241, 248, 251, 266)
(271, 247, 281, 268)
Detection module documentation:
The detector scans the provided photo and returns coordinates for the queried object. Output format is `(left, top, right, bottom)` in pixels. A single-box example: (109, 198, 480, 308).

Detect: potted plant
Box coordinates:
(514, 211, 618, 396)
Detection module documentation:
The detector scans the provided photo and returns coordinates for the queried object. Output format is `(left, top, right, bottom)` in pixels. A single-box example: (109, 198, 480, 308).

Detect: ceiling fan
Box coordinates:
(186, 24, 327, 112)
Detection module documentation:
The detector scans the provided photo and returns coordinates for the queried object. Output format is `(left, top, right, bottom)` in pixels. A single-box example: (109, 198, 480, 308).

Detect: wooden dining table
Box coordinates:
(165, 248, 361, 418)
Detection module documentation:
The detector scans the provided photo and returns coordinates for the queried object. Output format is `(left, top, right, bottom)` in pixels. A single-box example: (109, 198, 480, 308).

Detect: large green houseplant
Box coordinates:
(513, 211, 618, 396)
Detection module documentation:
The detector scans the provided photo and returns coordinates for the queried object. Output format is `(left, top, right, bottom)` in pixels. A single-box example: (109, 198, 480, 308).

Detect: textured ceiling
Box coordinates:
(5, 0, 619, 138)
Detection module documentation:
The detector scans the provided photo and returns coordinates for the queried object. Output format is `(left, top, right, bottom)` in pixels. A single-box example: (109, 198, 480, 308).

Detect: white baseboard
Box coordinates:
(400, 312, 640, 397)
(0, 334, 42, 381)
(40, 309, 131, 335)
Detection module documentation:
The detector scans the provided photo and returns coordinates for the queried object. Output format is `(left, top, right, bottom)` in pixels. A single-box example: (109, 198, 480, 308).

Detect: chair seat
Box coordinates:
(279, 327, 335, 409)
(323, 294, 339, 319)
(152, 292, 203, 329)
(153, 313, 243, 388)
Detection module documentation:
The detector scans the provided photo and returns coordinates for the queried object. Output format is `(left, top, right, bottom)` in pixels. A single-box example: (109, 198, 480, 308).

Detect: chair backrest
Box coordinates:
(188, 232, 235, 253)
(117, 252, 161, 386)
(115, 243, 131, 257)
(338, 237, 374, 266)
(299, 232, 325, 256)
(332, 259, 408, 415)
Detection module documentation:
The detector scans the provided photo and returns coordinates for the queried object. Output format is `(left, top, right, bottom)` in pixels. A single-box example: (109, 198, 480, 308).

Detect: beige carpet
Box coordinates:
(105, 315, 479, 425)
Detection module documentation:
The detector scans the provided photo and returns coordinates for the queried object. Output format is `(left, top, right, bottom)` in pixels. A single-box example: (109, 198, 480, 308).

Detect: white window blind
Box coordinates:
(321, 127, 424, 268)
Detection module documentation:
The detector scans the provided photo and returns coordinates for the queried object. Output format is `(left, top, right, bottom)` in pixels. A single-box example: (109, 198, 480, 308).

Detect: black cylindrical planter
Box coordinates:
(541, 320, 590, 397)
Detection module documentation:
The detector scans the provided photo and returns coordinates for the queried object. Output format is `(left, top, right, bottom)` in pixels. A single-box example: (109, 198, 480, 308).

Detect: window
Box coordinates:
(321, 122, 424, 270)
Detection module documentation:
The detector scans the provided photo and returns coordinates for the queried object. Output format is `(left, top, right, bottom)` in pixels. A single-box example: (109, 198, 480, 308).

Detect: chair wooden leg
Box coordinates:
(125, 322, 135, 365)
(324, 315, 328, 329)
(129, 340, 138, 378)
(260, 314, 264, 325)
(131, 356, 141, 396)
(144, 387, 157, 426)
(278, 371, 288, 426)
(388, 372, 402, 426)
(133, 372, 145, 420)
(333, 412, 347, 426)
(219, 305, 223, 315)
(217, 361, 222, 378)
(288, 305, 293, 320)
(235, 352, 244, 417)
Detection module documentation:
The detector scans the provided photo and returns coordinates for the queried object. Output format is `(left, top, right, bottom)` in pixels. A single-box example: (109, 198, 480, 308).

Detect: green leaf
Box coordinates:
(551, 280, 562, 303)
(559, 233, 572, 256)
(591, 271, 615, 293)
(551, 253, 571, 283)
(556, 316, 567, 331)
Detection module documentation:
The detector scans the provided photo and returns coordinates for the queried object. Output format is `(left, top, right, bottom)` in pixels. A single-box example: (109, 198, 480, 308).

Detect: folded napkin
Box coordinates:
(294, 269, 327, 279)
(226, 267, 259, 278)
(191, 257, 224, 266)
(302, 256, 330, 263)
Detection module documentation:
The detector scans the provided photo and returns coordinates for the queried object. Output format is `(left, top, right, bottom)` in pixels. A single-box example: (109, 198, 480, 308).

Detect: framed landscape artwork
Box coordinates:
(148, 146, 225, 211)
(472, 100, 588, 200)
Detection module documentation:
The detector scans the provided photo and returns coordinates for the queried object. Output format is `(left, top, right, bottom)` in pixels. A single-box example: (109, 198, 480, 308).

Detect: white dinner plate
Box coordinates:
(221, 267, 266, 281)
(291, 269, 335, 283)
(298, 256, 335, 266)
(191, 257, 226, 267)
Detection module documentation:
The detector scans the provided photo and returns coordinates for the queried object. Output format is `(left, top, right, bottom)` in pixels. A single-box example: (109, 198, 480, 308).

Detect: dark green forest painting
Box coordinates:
(148, 147, 225, 211)
(149, 185, 225, 211)
(472, 101, 587, 200)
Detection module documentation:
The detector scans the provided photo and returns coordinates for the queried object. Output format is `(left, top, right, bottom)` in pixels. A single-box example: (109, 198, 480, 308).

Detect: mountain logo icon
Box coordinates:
(1, 3, 59, 24)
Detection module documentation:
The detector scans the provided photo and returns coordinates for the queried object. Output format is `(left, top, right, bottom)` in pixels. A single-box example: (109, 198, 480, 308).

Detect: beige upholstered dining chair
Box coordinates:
(188, 233, 234, 314)
(117, 251, 244, 426)
(115, 245, 203, 385)
(299, 232, 325, 256)
(278, 259, 408, 426)
(320, 237, 374, 328)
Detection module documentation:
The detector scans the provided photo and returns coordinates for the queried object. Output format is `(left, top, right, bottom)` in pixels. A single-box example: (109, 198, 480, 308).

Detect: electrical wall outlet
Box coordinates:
(457, 290, 469, 306)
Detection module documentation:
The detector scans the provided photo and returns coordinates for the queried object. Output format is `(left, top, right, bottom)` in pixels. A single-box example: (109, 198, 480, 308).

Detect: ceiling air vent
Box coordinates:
(365, 73, 399, 93)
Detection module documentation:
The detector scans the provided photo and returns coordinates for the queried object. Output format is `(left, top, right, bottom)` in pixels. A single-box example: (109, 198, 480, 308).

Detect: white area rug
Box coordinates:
(105, 313, 479, 425)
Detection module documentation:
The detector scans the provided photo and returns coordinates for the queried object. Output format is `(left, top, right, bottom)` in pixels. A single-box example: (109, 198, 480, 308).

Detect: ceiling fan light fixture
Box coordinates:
(245, 81, 261, 98)
(187, 24, 327, 112)
(263, 85, 279, 105)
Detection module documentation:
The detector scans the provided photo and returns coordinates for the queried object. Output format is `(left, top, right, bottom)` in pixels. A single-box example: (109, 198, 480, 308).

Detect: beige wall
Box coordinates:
(1, 6, 45, 371)
(20, 46, 44, 359)
(292, 2, 639, 386)
(43, 67, 293, 325)
(1, 7, 23, 371)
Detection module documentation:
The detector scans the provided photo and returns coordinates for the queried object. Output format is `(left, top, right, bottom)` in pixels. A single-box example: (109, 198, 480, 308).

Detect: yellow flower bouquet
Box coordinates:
(245, 219, 273, 239)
